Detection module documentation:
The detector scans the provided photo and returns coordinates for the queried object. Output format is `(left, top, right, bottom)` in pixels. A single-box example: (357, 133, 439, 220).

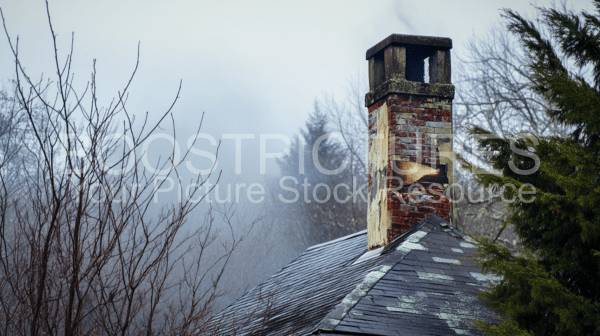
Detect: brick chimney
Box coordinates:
(366, 34, 454, 249)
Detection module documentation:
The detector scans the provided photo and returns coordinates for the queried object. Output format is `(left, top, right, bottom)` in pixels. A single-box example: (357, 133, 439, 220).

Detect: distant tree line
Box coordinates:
(274, 99, 368, 247)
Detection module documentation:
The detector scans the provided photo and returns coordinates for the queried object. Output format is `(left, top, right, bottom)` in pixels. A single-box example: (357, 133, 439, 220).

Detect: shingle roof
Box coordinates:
(204, 216, 498, 335)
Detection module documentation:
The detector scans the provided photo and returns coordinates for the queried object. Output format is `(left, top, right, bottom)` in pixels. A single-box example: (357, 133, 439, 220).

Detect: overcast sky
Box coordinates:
(0, 0, 594, 177)
(3, 0, 596, 308)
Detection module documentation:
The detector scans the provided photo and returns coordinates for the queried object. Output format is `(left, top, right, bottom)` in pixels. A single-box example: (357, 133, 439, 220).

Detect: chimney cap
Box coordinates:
(366, 34, 452, 60)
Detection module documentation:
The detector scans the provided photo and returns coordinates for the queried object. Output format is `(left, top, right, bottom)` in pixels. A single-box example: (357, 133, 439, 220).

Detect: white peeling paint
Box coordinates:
(409, 230, 428, 241)
(364, 266, 391, 284)
(397, 242, 428, 254)
(459, 242, 476, 248)
(396, 230, 429, 254)
(387, 294, 427, 315)
(454, 329, 470, 334)
(387, 306, 421, 314)
(326, 318, 340, 328)
(329, 265, 392, 324)
(451, 248, 464, 253)
(398, 295, 418, 303)
(470, 272, 503, 282)
(432, 257, 461, 265)
(367, 103, 391, 248)
(433, 291, 485, 335)
(417, 271, 453, 282)
(437, 312, 462, 328)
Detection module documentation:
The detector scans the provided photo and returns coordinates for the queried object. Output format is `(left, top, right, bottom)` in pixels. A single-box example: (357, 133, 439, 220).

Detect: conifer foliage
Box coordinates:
(469, 2, 600, 335)
(276, 102, 367, 246)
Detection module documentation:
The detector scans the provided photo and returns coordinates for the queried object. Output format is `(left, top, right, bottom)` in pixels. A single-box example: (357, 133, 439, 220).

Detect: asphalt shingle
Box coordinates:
(203, 216, 497, 335)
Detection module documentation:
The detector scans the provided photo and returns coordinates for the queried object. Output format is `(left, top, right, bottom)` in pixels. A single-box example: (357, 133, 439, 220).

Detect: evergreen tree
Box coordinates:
(466, 2, 600, 335)
(276, 101, 366, 246)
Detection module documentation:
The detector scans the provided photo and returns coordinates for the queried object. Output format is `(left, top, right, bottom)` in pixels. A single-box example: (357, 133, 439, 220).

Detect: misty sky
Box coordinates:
(1, 0, 596, 309)
(0, 0, 593, 179)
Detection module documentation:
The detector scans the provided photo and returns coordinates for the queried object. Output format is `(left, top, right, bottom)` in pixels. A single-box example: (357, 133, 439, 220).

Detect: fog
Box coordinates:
(0, 0, 593, 312)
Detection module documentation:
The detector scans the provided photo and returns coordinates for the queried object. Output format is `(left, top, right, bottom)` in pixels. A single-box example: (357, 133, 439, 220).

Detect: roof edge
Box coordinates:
(306, 230, 367, 251)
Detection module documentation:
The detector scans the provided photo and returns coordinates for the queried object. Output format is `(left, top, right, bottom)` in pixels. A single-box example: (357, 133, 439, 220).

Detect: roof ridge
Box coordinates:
(312, 215, 468, 335)
(313, 225, 434, 334)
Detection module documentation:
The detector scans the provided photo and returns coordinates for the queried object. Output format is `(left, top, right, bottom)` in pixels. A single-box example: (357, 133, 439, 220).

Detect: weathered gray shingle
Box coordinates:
(203, 216, 497, 335)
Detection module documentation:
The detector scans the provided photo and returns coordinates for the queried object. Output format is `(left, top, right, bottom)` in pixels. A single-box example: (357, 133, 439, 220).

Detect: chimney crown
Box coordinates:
(365, 34, 454, 108)
(365, 34, 452, 60)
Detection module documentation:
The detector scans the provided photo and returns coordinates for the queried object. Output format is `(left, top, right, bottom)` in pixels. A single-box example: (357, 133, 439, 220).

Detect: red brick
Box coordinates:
(417, 206, 434, 213)
(410, 120, 426, 126)
(368, 100, 384, 112)
(390, 105, 410, 113)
